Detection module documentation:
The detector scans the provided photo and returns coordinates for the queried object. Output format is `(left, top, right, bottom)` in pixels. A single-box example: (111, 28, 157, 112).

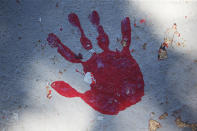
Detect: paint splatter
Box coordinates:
(164, 23, 183, 47)
(134, 19, 137, 27)
(46, 10, 144, 115)
(140, 19, 146, 24)
(46, 85, 52, 99)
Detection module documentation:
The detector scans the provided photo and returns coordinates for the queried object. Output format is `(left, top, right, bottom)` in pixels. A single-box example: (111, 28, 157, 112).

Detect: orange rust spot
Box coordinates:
(159, 112, 168, 120)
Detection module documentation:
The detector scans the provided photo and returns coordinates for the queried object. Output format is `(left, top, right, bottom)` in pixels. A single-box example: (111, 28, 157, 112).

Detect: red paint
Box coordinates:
(75, 69, 85, 76)
(68, 13, 93, 50)
(47, 11, 144, 115)
(140, 19, 146, 24)
(90, 73, 96, 84)
(46, 86, 52, 99)
(134, 19, 137, 27)
(47, 90, 52, 99)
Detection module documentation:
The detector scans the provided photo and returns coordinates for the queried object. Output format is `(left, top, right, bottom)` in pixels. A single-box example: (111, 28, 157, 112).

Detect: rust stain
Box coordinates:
(175, 117, 197, 131)
(159, 112, 168, 120)
(59, 70, 63, 75)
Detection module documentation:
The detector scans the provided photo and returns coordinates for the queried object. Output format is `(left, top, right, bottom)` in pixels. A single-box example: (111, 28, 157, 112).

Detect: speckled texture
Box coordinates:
(0, 0, 197, 131)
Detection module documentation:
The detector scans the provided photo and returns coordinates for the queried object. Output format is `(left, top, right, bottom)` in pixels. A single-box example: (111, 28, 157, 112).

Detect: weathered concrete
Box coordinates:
(0, 0, 197, 131)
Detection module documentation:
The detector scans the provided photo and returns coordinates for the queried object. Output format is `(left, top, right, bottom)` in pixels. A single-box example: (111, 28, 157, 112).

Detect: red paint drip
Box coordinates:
(140, 19, 146, 24)
(47, 11, 144, 115)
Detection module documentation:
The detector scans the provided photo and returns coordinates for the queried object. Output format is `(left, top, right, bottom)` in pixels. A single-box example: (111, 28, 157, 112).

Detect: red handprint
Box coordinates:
(47, 11, 144, 115)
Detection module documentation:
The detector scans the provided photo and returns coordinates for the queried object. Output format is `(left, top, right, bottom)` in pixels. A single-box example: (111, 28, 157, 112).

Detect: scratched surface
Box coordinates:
(0, 0, 197, 131)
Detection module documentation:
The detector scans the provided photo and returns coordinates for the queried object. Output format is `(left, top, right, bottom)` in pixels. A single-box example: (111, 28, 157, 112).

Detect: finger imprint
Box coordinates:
(68, 13, 93, 50)
(121, 17, 131, 51)
(89, 10, 109, 51)
(47, 33, 82, 63)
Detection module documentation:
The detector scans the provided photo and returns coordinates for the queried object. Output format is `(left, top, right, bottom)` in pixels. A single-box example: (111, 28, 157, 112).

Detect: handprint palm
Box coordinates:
(47, 11, 144, 115)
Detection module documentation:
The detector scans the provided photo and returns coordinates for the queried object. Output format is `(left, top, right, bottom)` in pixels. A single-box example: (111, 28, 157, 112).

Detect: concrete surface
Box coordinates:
(0, 0, 197, 131)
